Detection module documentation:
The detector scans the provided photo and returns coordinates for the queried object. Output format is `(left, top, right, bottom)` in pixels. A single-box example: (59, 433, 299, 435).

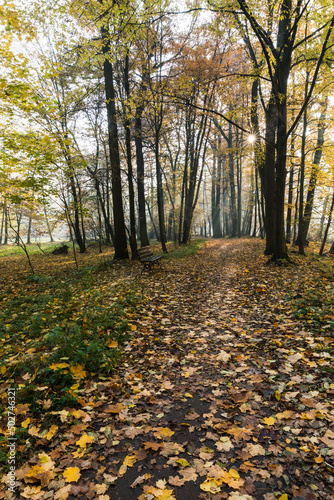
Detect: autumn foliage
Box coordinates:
(1, 239, 333, 499)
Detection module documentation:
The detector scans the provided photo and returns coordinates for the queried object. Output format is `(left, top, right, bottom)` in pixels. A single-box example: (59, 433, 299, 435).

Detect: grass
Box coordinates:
(162, 238, 207, 259)
(0, 241, 67, 258)
(0, 239, 207, 414)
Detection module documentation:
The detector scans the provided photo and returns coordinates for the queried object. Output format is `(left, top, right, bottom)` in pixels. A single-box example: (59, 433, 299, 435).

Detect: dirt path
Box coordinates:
(77, 240, 333, 500)
(4, 239, 333, 500)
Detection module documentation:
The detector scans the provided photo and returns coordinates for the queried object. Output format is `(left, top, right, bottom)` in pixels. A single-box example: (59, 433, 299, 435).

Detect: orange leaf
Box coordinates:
(63, 467, 81, 483)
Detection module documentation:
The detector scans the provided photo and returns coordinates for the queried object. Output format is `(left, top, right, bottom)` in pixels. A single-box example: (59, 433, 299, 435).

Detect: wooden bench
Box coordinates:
(137, 246, 162, 272)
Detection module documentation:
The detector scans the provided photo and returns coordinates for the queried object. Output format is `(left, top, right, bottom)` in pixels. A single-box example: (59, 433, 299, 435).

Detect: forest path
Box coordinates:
(87, 239, 333, 500)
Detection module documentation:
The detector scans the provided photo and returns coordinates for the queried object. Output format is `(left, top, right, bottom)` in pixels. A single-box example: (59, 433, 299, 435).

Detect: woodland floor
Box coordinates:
(0, 238, 334, 500)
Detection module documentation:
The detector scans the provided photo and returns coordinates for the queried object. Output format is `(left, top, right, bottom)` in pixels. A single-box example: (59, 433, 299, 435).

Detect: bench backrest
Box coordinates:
(137, 246, 153, 260)
(137, 246, 154, 260)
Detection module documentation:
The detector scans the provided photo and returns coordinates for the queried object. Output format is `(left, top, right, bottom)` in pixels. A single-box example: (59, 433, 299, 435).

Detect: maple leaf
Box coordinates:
(54, 485, 72, 499)
(242, 443, 266, 457)
(228, 493, 254, 500)
(200, 478, 222, 494)
(160, 442, 184, 457)
(263, 416, 276, 426)
(45, 424, 58, 440)
(153, 427, 175, 439)
(227, 426, 252, 441)
(275, 410, 295, 419)
(168, 475, 186, 486)
(118, 454, 137, 477)
(63, 467, 81, 482)
(144, 441, 162, 451)
(22, 417, 30, 428)
(217, 350, 231, 362)
(105, 403, 124, 413)
(70, 363, 87, 379)
(21, 485, 44, 499)
(139, 484, 176, 500)
(130, 473, 152, 488)
(287, 352, 303, 364)
(95, 483, 108, 494)
(28, 425, 41, 437)
(180, 467, 198, 482)
(25, 465, 54, 487)
(76, 434, 94, 448)
(216, 436, 233, 452)
(321, 429, 334, 448)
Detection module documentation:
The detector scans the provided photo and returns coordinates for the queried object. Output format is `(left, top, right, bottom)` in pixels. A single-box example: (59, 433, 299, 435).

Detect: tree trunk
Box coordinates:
(27, 216, 32, 244)
(135, 110, 149, 247)
(318, 194, 329, 241)
(262, 96, 277, 254)
(301, 98, 327, 242)
(124, 53, 138, 260)
(286, 166, 294, 244)
(0, 205, 5, 245)
(319, 191, 334, 255)
(101, 25, 128, 260)
(212, 139, 223, 238)
(228, 121, 237, 237)
(298, 74, 309, 256)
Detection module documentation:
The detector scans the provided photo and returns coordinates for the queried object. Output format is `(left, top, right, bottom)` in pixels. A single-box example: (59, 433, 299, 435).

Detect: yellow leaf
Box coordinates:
(275, 391, 281, 401)
(153, 427, 175, 439)
(108, 340, 118, 348)
(229, 468, 240, 479)
(49, 363, 70, 370)
(95, 483, 108, 494)
(70, 364, 87, 379)
(28, 425, 41, 437)
(76, 434, 94, 448)
(263, 416, 276, 426)
(175, 459, 190, 467)
(184, 393, 193, 398)
(279, 495, 288, 500)
(200, 478, 221, 494)
(63, 467, 81, 483)
(38, 453, 54, 471)
(45, 425, 58, 440)
(22, 418, 30, 428)
(26, 465, 44, 478)
(123, 455, 137, 467)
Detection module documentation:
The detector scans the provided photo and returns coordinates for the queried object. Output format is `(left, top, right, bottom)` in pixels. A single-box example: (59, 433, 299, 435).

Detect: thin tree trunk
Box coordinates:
(319, 191, 334, 255)
(228, 121, 237, 237)
(27, 216, 32, 244)
(298, 72, 309, 255)
(301, 97, 327, 242)
(135, 107, 149, 247)
(124, 53, 138, 259)
(318, 194, 329, 241)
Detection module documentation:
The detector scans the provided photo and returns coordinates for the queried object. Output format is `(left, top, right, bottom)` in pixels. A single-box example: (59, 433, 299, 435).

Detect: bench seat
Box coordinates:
(137, 246, 162, 271)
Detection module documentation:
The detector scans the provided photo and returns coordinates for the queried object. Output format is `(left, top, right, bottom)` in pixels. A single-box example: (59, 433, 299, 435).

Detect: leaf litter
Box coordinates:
(0, 239, 333, 499)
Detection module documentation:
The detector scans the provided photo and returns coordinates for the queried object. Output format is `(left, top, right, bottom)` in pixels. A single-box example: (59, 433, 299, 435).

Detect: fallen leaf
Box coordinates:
(63, 467, 81, 483)
(153, 427, 175, 439)
(76, 434, 94, 448)
(217, 350, 231, 362)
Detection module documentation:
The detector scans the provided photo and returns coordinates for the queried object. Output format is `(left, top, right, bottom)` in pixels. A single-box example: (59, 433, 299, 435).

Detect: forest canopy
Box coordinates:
(1, 0, 334, 260)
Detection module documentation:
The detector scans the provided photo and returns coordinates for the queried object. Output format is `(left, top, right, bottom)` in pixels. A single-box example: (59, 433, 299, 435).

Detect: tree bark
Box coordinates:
(319, 191, 334, 255)
(101, 25, 129, 260)
(301, 98, 327, 242)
